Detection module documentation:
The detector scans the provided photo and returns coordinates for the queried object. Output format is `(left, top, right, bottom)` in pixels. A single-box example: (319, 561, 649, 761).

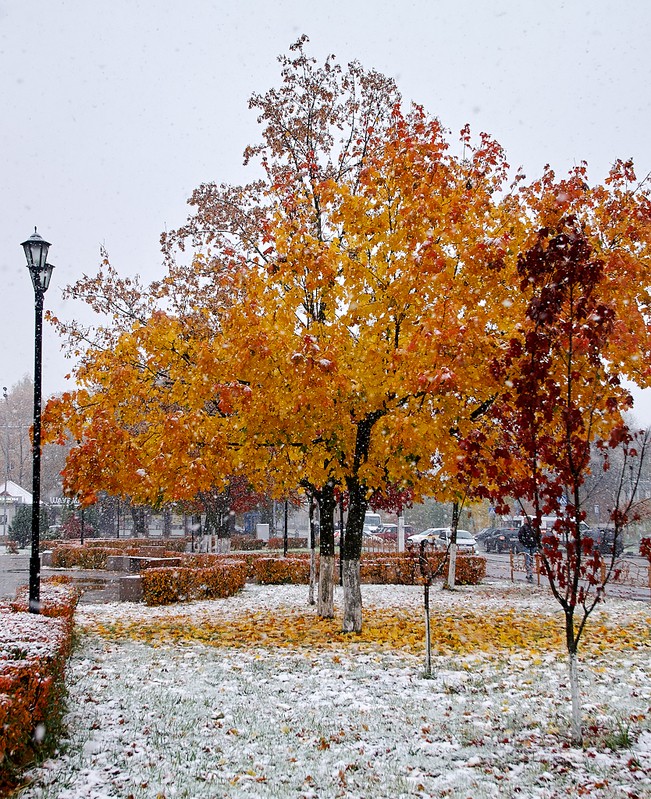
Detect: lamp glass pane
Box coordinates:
(22, 233, 50, 269)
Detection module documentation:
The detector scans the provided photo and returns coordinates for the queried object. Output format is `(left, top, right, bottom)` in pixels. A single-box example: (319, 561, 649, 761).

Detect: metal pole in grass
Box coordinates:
(21, 228, 55, 614)
(424, 580, 432, 676)
(419, 541, 432, 677)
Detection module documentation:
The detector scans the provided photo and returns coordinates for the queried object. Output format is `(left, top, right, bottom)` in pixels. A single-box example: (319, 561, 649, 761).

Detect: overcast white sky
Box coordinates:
(1, 0, 651, 422)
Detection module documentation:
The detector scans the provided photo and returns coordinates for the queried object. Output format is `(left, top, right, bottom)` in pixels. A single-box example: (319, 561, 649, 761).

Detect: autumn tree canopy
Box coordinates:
(44, 40, 651, 634)
(457, 160, 651, 743)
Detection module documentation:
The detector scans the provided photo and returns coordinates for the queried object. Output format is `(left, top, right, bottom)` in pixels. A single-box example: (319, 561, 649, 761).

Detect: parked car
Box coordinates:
(406, 527, 477, 553)
(582, 528, 624, 556)
(475, 526, 499, 543)
(484, 527, 522, 554)
(406, 528, 438, 546)
(376, 524, 414, 541)
(377, 524, 398, 541)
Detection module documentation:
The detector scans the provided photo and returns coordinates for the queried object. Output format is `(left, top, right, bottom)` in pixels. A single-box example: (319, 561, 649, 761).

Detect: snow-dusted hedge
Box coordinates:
(267, 537, 308, 550)
(0, 578, 80, 793)
(48, 542, 193, 570)
(361, 552, 486, 586)
(254, 557, 311, 585)
(230, 535, 268, 551)
(140, 562, 247, 606)
(185, 552, 306, 581)
(49, 545, 118, 570)
(43, 537, 189, 553)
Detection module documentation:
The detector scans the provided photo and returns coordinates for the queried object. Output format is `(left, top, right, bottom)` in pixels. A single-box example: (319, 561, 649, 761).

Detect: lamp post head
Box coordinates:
(21, 228, 54, 293)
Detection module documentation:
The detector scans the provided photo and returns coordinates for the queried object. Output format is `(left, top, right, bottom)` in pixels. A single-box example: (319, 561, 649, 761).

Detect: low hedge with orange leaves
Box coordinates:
(267, 537, 308, 550)
(49, 546, 120, 570)
(141, 561, 247, 606)
(0, 577, 80, 793)
(254, 557, 311, 585)
(361, 552, 486, 586)
(43, 537, 189, 553)
(190, 552, 308, 581)
(215, 552, 486, 587)
(230, 535, 268, 551)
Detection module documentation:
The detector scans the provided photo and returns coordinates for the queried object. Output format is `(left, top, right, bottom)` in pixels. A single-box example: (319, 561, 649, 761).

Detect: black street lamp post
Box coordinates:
(21, 228, 54, 614)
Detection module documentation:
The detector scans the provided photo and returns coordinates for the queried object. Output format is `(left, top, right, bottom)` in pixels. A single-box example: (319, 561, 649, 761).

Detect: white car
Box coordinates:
(406, 528, 438, 546)
(407, 527, 477, 553)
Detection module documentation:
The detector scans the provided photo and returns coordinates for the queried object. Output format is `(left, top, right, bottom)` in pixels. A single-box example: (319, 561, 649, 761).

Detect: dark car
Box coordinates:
(484, 527, 522, 554)
(475, 527, 499, 543)
(541, 526, 623, 556)
(584, 528, 624, 557)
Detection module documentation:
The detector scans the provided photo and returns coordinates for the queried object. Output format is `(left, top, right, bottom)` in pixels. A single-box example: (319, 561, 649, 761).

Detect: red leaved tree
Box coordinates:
(461, 197, 651, 744)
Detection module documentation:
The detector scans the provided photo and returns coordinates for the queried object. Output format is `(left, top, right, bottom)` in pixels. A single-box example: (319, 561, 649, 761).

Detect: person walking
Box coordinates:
(518, 520, 539, 582)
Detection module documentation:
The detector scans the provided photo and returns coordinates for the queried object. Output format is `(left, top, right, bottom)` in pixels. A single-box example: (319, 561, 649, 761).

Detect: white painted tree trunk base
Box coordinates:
(342, 559, 362, 633)
(318, 555, 335, 618)
(446, 543, 457, 589)
(569, 651, 583, 746)
(308, 546, 316, 605)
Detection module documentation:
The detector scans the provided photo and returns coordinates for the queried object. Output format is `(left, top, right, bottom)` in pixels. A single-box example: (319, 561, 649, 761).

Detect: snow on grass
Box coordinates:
(18, 582, 651, 799)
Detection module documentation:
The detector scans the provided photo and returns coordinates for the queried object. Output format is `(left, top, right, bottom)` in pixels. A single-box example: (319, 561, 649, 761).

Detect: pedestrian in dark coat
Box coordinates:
(518, 521, 539, 582)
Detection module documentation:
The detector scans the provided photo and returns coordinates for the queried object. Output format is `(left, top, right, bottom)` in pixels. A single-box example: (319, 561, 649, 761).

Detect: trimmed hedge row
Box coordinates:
(267, 537, 308, 550)
(0, 578, 80, 794)
(48, 545, 191, 570)
(229, 536, 308, 551)
(140, 561, 247, 606)
(41, 546, 485, 603)
(254, 557, 311, 585)
(361, 552, 486, 586)
(49, 546, 118, 570)
(246, 553, 486, 586)
(183, 552, 309, 581)
(43, 537, 189, 553)
(230, 535, 268, 551)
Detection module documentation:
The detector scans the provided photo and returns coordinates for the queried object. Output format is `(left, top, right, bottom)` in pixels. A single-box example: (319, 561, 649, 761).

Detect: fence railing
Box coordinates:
(361, 538, 399, 554)
(509, 551, 651, 592)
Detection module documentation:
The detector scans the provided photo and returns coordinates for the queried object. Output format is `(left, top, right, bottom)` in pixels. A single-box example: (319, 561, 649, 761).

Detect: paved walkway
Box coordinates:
(0, 550, 121, 603)
(0, 551, 30, 601)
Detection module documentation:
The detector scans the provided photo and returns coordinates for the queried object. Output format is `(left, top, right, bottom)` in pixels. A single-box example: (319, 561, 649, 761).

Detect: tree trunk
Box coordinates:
(130, 504, 147, 538)
(446, 501, 460, 589)
(340, 412, 382, 632)
(342, 558, 362, 633)
(308, 495, 316, 606)
(342, 476, 367, 633)
(569, 650, 582, 746)
(338, 495, 345, 586)
(283, 499, 289, 557)
(446, 543, 457, 589)
(565, 608, 583, 746)
(317, 481, 336, 618)
(162, 507, 172, 539)
(318, 555, 335, 618)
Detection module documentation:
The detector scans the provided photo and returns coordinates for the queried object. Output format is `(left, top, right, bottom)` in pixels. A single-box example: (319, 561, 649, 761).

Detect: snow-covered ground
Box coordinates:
(18, 582, 651, 799)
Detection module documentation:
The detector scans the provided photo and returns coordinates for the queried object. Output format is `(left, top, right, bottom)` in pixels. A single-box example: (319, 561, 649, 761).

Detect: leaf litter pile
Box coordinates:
(19, 583, 651, 798)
